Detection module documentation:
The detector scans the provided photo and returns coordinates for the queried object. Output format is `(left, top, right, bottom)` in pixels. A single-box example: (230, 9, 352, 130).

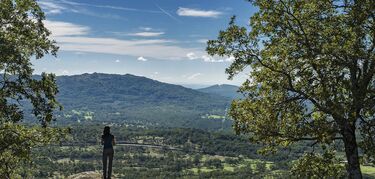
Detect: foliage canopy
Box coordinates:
(207, 0, 374, 178)
(0, 0, 67, 177)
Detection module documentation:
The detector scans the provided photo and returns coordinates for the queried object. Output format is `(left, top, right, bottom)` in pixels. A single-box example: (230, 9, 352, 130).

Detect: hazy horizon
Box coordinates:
(32, 72, 239, 88)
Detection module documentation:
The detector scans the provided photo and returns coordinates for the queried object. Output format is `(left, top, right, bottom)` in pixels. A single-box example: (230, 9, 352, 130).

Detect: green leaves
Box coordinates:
(207, 16, 256, 80)
(0, 123, 69, 178)
(0, 0, 66, 177)
(207, 0, 375, 177)
(0, 0, 59, 124)
(291, 149, 346, 178)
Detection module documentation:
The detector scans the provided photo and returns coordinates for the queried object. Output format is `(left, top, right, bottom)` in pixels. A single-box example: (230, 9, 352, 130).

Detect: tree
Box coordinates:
(207, 0, 374, 178)
(291, 150, 346, 178)
(256, 161, 267, 174)
(0, 0, 67, 178)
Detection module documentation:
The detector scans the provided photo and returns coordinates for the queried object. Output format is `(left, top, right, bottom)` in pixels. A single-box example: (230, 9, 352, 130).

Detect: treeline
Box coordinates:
(28, 125, 320, 178)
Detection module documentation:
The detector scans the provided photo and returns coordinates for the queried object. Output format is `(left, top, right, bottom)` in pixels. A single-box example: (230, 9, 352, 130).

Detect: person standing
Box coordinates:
(102, 126, 115, 179)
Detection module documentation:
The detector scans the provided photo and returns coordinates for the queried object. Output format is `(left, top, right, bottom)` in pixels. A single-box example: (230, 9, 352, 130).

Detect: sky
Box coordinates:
(33, 0, 258, 87)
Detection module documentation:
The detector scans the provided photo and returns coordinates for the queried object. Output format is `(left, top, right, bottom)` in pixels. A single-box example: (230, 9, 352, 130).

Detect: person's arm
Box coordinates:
(101, 136, 104, 145)
(112, 136, 116, 146)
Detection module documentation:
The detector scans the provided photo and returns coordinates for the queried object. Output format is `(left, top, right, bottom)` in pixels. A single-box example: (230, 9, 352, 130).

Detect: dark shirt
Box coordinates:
(102, 134, 114, 149)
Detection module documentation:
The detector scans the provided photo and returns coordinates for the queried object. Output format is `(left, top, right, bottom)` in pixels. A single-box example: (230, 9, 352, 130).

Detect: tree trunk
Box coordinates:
(342, 126, 362, 179)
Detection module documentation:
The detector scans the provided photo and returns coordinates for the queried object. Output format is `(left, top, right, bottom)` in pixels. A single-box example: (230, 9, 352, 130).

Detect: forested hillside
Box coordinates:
(46, 73, 232, 128)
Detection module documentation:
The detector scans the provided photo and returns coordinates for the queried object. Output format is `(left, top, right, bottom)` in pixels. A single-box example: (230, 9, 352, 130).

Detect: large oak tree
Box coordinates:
(207, 0, 374, 178)
(0, 0, 67, 178)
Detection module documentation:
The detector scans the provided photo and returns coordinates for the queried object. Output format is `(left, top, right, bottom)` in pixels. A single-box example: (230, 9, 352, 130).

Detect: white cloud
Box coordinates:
(74, 52, 86, 55)
(115, 59, 120, 63)
(202, 55, 221, 62)
(56, 37, 172, 45)
(226, 56, 235, 62)
(177, 7, 222, 18)
(137, 56, 148, 61)
(200, 55, 235, 63)
(38, 1, 66, 14)
(128, 32, 165, 37)
(39, 0, 127, 20)
(187, 73, 202, 80)
(151, 71, 159, 78)
(62, 70, 70, 74)
(186, 52, 199, 60)
(186, 52, 234, 63)
(44, 20, 233, 63)
(197, 39, 208, 43)
(45, 20, 201, 60)
(111, 30, 165, 37)
(59, 0, 161, 13)
(44, 20, 90, 37)
(56, 36, 195, 59)
(140, 27, 153, 31)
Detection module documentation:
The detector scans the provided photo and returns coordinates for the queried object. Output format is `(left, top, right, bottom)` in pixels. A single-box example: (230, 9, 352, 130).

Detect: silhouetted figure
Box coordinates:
(102, 126, 115, 179)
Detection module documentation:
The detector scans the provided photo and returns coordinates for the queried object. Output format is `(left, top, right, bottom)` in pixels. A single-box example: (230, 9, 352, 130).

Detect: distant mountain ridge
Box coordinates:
(56, 73, 228, 108)
(197, 84, 242, 99)
(41, 73, 232, 128)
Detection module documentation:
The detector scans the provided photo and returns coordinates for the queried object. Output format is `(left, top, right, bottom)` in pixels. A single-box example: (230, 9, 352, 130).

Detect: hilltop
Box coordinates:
(197, 84, 242, 99)
(45, 73, 232, 128)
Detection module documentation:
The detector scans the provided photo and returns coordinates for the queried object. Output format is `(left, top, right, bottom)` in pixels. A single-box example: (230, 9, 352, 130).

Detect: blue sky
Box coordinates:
(33, 0, 257, 87)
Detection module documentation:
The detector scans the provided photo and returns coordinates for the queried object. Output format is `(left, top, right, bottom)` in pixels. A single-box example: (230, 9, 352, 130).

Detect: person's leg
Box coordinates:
(102, 150, 108, 179)
(108, 149, 114, 179)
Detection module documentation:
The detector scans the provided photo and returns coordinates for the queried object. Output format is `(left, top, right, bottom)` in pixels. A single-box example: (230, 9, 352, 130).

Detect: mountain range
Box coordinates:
(197, 84, 242, 99)
(44, 73, 235, 128)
